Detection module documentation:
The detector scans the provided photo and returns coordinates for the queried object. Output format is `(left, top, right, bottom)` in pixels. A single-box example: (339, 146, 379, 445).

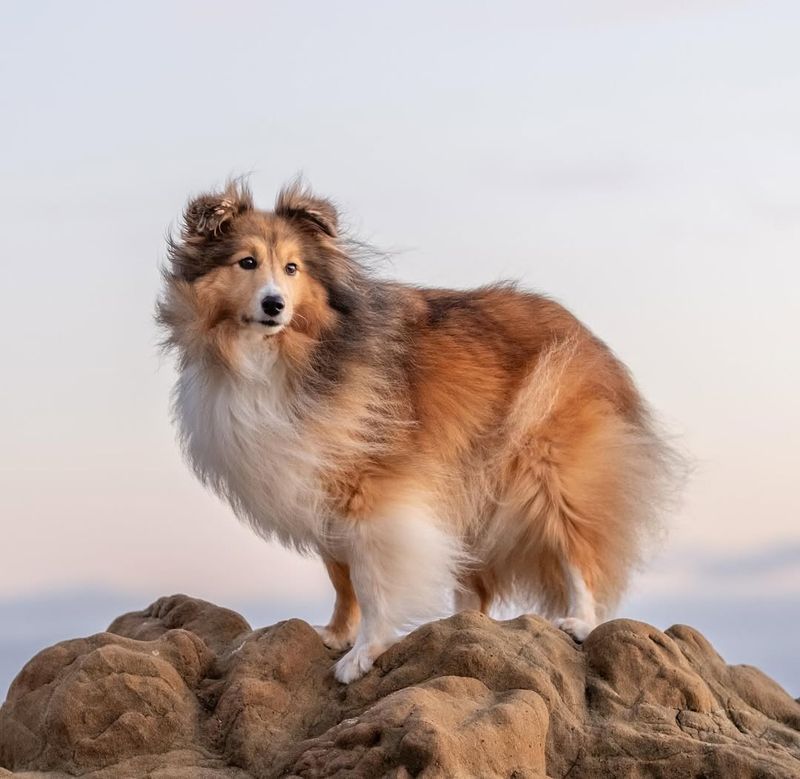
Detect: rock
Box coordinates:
(1, 595, 798, 778)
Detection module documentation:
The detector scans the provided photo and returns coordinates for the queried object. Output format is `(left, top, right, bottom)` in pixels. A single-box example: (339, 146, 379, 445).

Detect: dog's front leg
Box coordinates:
(315, 558, 360, 651)
(332, 554, 399, 684)
(333, 504, 462, 684)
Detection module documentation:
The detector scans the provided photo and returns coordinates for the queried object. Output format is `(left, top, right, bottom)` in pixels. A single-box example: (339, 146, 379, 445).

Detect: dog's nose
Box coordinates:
(261, 295, 285, 317)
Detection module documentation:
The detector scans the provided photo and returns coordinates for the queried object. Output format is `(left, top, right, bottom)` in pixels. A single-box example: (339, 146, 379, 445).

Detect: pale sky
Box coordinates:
(1, 1, 798, 694)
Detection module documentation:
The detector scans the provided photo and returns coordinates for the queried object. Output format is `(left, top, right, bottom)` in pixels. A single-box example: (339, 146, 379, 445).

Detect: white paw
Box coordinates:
(556, 617, 595, 643)
(334, 642, 382, 684)
(313, 625, 355, 652)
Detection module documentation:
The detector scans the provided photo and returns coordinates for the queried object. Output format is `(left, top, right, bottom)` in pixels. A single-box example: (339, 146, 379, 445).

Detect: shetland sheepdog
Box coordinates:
(157, 180, 677, 683)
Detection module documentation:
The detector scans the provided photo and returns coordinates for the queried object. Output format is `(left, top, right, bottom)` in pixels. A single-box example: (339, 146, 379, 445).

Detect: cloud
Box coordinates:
(633, 539, 800, 600)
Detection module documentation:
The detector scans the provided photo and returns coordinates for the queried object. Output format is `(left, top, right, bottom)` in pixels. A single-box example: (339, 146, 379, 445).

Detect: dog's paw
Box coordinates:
(334, 642, 381, 683)
(555, 617, 595, 643)
(314, 625, 355, 652)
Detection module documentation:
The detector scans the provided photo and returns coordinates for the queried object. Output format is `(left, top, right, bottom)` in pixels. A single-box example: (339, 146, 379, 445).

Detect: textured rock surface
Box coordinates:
(1, 595, 798, 777)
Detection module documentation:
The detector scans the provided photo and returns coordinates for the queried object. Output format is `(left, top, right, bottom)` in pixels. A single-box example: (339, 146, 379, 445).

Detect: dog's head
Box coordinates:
(160, 180, 361, 362)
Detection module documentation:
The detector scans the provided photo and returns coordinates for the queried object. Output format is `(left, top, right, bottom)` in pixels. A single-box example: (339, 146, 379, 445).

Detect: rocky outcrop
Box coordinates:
(1, 594, 798, 777)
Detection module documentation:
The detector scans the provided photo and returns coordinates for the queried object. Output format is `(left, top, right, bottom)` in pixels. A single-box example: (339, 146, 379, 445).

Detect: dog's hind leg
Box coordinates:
(554, 560, 598, 642)
(333, 501, 463, 683)
(315, 558, 360, 651)
(503, 398, 658, 643)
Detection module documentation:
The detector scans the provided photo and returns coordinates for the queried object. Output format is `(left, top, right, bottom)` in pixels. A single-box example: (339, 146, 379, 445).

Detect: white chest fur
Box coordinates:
(173, 360, 327, 551)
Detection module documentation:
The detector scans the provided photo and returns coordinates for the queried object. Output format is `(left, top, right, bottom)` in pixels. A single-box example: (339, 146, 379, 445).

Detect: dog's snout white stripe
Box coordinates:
(259, 281, 284, 299)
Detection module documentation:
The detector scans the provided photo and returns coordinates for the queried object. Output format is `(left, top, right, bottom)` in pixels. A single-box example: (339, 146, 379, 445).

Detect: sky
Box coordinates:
(1, 1, 798, 698)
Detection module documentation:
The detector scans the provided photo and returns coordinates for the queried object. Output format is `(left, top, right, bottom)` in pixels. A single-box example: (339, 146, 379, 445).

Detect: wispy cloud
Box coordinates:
(633, 540, 800, 600)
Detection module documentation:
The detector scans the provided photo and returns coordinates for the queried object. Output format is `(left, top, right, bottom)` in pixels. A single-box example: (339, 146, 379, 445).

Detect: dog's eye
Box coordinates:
(285, 262, 298, 276)
(238, 257, 257, 270)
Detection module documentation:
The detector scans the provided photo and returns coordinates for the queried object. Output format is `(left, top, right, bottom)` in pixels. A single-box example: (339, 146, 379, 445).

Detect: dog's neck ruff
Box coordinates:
(174, 347, 333, 552)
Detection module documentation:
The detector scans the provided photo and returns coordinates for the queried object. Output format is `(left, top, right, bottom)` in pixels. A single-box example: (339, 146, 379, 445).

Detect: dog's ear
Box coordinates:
(275, 181, 338, 238)
(168, 180, 254, 281)
(182, 181, 254, 240)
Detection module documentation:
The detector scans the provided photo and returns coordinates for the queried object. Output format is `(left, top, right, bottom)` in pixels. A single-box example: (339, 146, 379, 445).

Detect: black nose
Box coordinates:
(260, 295, 285, 317)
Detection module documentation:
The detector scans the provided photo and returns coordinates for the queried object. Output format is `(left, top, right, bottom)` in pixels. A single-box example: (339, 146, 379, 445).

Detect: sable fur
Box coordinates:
(157, 179, 680, 682)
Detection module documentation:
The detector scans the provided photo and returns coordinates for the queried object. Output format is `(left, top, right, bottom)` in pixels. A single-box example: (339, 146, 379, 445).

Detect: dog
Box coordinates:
(157, 179, 677, 683)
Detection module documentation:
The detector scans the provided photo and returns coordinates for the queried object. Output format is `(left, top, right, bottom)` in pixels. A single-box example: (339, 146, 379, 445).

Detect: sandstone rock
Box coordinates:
(1, 595, 798, 777)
